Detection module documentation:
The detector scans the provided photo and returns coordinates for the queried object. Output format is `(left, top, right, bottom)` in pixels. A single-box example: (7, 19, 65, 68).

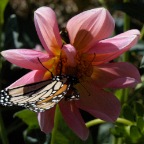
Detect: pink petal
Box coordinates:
(1, 49, 50, 70)
(87, 30, 140, 64)
(59, 100, 89, 140)
(62, 44, 77, 67)
(66, 8, 114, 52)
(34, 7, 62, 55)
(91, 62, 141, 88)
(75, 83, 120, 121)
(38, 107, 56, 133)
(104, 77, 139, 88)
(8, 70, 46, 88)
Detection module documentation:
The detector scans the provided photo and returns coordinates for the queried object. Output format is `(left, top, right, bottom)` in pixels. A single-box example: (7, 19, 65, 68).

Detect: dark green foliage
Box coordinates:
(14, 109, 39, 129)
(111, 102, 144, 144)
(140, 56, 144, 68)
(114, 2, 144, 23)
(122, 104, 135, 122)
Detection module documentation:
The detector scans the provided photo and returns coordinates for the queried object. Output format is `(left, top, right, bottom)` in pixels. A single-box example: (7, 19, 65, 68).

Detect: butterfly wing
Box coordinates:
(26, 83, 68, 112)
(0, 77, 69, 112)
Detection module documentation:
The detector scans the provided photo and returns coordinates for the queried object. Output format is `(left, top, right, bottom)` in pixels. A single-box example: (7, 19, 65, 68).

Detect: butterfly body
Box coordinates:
(0, 75, 79, 112)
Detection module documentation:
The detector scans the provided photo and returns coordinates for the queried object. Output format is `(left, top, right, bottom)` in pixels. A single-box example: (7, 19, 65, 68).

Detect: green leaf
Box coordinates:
(115, 89, 123, 101)
(14, 110, 47, 143)
(137, 117, 144, 134)
(134, 102, 144, 117)
(14, 109, 39, 128)
(110, 124, 131, 138)
(130, 126, 141, 142)
(122, 104, 135, 122)
(110, 126, 124, 137)
(51, 106, 93, 144)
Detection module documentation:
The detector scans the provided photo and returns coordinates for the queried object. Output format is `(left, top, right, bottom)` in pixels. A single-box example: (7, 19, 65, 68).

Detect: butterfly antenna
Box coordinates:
(37, 57, 54, 78)
(59, 52, 63, 75)
(80, 82, 90, 96)
(59, 43, 64, 75)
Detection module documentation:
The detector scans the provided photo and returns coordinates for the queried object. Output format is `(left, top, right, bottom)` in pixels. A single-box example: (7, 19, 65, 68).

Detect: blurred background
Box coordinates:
(0, 0, 144, 144)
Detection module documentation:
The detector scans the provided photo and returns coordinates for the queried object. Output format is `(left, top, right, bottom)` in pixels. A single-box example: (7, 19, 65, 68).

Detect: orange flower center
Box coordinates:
(56, 52, 93, 81)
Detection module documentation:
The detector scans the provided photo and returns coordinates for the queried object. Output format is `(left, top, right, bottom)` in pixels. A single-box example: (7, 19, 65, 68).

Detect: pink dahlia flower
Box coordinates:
(1, 7, 141, 140)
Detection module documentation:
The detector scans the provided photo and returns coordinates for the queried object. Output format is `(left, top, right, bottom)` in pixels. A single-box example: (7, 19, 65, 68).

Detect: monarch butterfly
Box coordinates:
(0, 75, 79, 112)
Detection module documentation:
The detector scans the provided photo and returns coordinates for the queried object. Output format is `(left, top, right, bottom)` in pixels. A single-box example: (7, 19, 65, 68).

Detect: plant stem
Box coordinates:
(86, 118, 133, 144)
(0, 111, 9, 144)
(123, 0, 130, 63)
(121, 88, 129, 104)
(116, 118, 134, 125)
(86, 118, 133, 128)
(115, 1, 131, 143)
(86, 119, 105, 128)
(120, 0, 130, 104)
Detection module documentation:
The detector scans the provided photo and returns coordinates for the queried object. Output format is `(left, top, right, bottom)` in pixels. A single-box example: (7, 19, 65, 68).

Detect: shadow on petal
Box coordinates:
(75, 82, 121, 122)
(38, 107, 56, 133)
(59, 100, 89, 140)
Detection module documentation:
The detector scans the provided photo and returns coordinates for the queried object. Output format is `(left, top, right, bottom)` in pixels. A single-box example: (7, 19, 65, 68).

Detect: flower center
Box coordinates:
(76, 55, 93, 79)
(56, 52, 93, 81)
